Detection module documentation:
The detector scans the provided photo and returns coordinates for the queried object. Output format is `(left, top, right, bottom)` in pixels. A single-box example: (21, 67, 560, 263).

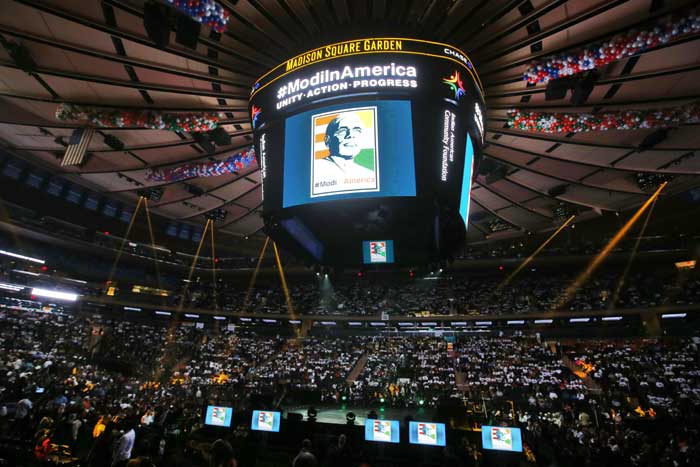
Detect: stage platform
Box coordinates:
(286, 405, 436, 425)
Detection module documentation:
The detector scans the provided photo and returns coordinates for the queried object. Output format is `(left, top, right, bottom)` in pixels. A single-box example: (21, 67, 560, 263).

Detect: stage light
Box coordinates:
(380, 398, 385, 404)
(205, 209, 228, 223)
(498, 265, 504, 271)
(342, 396, 347, 402)
(346, 412, 356, 425)
(307, 407, 317, 421)
(0, 249, 45, 264)
(661, 313, 686, 319)
(137, 188, 163, 202)
(31, 288, 77, 301)
(419, 400, 424, 406)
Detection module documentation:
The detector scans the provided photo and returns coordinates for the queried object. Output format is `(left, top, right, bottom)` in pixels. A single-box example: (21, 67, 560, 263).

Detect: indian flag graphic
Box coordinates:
(310, 106, 380, 197)
(373, 420, 392, 442)
(417, 423, 438, 445)
(491, 427, 513, 451)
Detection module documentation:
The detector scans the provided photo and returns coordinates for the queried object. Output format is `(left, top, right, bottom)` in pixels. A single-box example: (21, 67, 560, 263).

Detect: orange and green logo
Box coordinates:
(443, 71, 465, 100)
(251, 105, 262, 129)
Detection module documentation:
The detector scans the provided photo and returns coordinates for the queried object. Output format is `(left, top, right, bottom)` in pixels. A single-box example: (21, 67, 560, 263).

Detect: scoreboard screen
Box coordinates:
(283, 100, 416, 207)
(250, 38, 485, 266)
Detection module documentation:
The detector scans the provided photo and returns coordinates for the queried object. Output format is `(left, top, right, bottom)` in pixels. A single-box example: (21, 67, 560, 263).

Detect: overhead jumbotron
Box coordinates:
(250, 38, 485, 266)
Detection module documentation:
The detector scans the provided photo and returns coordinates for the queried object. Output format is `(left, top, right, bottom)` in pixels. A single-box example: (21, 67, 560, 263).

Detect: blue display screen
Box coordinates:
(408, 421, 447, 447)
(364, 419, 400, 443)
(481, 426, 523, 452)
(460, 134, 474, 229)
(362, 240, 394, 264)
(251, 410, 281, 432)
(204, 406, 233, 428)
(283, 100, 416, 208)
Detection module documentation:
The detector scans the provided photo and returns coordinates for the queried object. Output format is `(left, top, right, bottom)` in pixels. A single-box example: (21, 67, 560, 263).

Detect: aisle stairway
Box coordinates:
(548, 341, 602, 391)
(346, 353, 368, 384)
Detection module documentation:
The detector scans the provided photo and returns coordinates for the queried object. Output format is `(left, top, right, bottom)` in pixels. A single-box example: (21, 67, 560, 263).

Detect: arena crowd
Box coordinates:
(0, 307, 698, 466)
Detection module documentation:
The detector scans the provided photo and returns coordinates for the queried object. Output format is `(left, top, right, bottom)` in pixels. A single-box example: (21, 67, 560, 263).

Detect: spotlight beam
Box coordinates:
(242, 236, 269, 312)
(107, 196, 143, 284)
(611, 198, 657, 307)
(210, 221, 218, 310)
(178, 218, 211, 311)
(143, 198, 164, 295)
(497, 215, 576, 291)
(553, 182, 668, 311)
(272, 241, 297, 320)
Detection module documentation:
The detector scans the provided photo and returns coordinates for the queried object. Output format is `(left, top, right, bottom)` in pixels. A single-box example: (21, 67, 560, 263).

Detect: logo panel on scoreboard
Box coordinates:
(310, 106, 379, 198)
(370, 241, 388, 263)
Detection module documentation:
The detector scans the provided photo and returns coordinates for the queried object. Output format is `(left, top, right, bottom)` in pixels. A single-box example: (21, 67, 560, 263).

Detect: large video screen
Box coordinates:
(362, 240, 394, 264)
(364, 419, 400, 443)
(408, 421, 447, 446)
(481, 426, 523, 452)
(204, 406, 233, 428)
(283, 100, 416, 208)
(251, 410, 281, 432)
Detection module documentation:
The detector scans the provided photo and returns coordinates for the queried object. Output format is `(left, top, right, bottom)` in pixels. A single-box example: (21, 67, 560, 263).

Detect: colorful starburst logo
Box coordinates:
(251, 105, 262, 129)
(443, 71, 465, 100)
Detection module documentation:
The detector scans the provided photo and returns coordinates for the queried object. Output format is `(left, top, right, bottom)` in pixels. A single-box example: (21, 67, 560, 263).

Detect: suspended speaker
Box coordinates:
(175, 14, 201, 50)
(144, 2, 170, 49)
(209, 127, 231, 146)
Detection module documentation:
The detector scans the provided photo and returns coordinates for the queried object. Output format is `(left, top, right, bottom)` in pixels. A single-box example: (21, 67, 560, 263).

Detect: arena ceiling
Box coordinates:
(0, 0, 698, 246)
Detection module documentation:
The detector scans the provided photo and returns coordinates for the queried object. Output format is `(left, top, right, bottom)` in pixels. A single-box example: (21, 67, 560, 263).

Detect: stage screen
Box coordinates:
(251, 410, 281, 432)
(204, 406, 233, 428)
(408, 421, 447, 446)
(362, 240, 394, 264)
(283, 100, 416, 208)
(481, 426, 523, 452)
(364, 419, 400, 443)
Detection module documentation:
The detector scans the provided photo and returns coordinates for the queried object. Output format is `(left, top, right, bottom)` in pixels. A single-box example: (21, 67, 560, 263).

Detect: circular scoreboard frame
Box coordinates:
(249, 38, 486, 266)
